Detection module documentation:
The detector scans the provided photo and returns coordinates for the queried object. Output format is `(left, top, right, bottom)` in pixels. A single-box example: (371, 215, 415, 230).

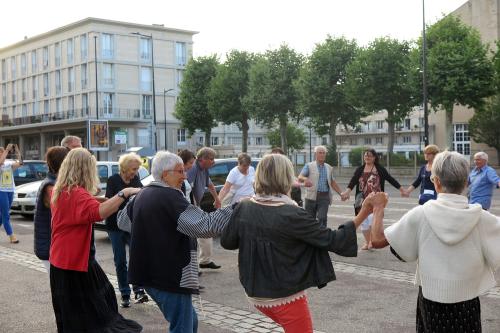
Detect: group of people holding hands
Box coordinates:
(3, 135, 496, 333)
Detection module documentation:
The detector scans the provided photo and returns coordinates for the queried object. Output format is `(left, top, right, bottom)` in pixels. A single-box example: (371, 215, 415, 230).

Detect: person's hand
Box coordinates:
(124, 187, 141, 198)
(5, 143, 13, 151)
(214, 198, 222, 209)
(340, 191, 350, 201)
(363, 192, 388, 210)
(400, 188, 409, 198)
(304, 180, 313, 187)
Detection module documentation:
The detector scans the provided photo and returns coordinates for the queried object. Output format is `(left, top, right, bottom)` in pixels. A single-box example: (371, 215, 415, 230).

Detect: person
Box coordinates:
(341, 148, 405, 250)
(49, 148, 142, 332)
(371, 151, 500, 332)
(178, 149, 196, 202)
(34, 146, 68, 272)
(127, 151, 235, 333)
(403, 144, 440, 205)
(218, 152, 255, 207)
(220, 154, 388, 333)
(298, 145, 343, 228)
(468, 151, 500, 210)
(187, 147, 222, 270)
(105, 152, 148, 308)
(271, 147, 303, 206)
(60, 135, 82, 150)
(0, 143, 23, 244)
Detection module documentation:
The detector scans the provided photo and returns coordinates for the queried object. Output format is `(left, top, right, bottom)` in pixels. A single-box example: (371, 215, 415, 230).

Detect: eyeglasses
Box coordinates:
(167, 169, 186, 175)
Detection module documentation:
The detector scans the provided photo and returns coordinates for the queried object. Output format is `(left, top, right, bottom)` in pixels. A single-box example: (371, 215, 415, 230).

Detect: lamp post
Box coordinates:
(131, 32, 157, 150)
(163, 88, 174, 150)
(422, 0, 429, 146)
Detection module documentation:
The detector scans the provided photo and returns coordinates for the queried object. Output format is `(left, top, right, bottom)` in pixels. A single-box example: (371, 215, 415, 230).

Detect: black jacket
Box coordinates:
(34, 173, 56, 260)
(220, 200, 357, 298)
(347, 164, 401, 196)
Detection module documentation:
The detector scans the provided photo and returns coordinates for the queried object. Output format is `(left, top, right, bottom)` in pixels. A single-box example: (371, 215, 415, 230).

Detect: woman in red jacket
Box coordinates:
(50, 148, 142, 332)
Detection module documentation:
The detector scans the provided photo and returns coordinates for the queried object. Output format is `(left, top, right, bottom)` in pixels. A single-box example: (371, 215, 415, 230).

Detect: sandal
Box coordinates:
(361, 244, 369, 250)
(9, 235, 19, 244)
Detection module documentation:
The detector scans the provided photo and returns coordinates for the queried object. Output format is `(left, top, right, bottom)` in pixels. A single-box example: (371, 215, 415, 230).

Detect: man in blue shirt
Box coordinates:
(468, 152, 500, 210)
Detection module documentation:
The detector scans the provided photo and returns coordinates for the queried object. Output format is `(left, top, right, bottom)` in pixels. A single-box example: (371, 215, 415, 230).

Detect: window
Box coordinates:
(364, 137, 372, 145)
(365, 122, 371, 131)
(44, 100, 49, 115)
(56, 98, 62, 115)
(32, 101, 39, 115)
(68, 67, 74, 92)
(350, 138, 357, 145)
(177, 128, 186, 143)
(81, 64, 87, 89)
(2, 84, 6, 104)
(375, 137, 383, 144)
(43, 47, 49, 69)
(140, 67, 152, 91)
(228, 136, 242, 145)
(103, 93, 114, 116)
(22, 79, 27, 100)
(82, 93, 88, 115)
(55, 70, 61, 95)
(176, 42, 186, 66)
(11, 82, 16, 102)
(97, 165, 109, 184)
(376, 120, 384, 129)
(197, 136, 204, 145)
(31, 50, 37, 74)
(403, 136, 411, 143)
(140, 38, 151, 62)
(1, 59, 5, 80)
(255, 137, 263, 145)
(22, 104, 27, 117)
(211, 136, 219, 146)
(102, 63, 113, 88)
(80, 34, 88, 61)
(454, 123, 471, 156)
(102, 34, 114, 59)
(43, 73, 49, 96)
(321, 137, 328, 145)
(68, 95, 74, 116)
(55, 42, 61, 67)
(419, 117, 424, 128)
(142, 95, 152, 118)
(12, 105, 16, 119)
(404, 118, 411, 130)
(176, 69, 184, 88)
(67, 38, 74, 65)
(11, 56, 16, 79)
(21, 53, 27, 76)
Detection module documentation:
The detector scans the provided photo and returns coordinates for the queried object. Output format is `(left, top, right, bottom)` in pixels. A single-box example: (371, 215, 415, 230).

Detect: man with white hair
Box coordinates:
(468, 152, 500, 210)
(127, 151, 234, 332)
(298, 145, 343, 228)
(60, 135, 82, 150)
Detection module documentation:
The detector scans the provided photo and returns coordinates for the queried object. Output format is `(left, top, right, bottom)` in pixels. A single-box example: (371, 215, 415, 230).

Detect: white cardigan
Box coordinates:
(385, 193, 500, 303)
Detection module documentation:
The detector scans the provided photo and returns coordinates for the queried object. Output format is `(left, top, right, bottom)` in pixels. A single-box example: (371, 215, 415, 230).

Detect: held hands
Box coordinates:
(340, 191, 350, 201)
(362, 192, 389, 211)
(214, 198, 222, 209)
(123, 187, 141, 198)
(304, 180, 313, 188)
(400, 188, 409, 198)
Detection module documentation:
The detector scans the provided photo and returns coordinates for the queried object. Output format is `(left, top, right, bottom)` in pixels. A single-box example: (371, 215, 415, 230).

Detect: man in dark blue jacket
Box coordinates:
(128, 151, 233, 333)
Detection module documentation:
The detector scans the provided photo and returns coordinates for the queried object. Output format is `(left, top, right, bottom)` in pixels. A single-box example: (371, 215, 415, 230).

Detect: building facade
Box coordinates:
(0, 18, 196, 160)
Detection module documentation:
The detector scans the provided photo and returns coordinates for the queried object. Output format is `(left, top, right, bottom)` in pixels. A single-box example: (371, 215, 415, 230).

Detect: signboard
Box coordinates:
(114, 131, 127, 145)
(88, 120, 109, 151)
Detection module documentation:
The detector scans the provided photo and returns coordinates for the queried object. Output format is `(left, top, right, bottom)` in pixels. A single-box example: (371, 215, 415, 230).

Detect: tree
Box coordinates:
(296, 36, 360, 161)
(469, 95, 500, 164)
(245, 45, 303, 153)
(267, 123, 306, 155)
(174, 55, 219, 146)
(208, 50, 255, 152)
(421, 15, 494, 149)
(346, 37, 414, 153)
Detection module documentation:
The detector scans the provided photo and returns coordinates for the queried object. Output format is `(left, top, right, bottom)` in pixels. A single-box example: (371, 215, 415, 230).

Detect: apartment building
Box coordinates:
(0, 17, 196, 160)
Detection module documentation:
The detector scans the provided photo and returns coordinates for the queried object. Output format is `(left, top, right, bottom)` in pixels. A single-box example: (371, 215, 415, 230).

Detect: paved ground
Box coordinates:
(1, 181, 500, 332)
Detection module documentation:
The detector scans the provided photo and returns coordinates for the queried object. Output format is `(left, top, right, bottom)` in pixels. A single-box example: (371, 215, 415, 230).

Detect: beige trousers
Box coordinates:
(197, 237, 213, 264)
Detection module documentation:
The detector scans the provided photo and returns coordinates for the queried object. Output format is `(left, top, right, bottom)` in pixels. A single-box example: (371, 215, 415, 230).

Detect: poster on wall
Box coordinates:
(88, 120, 109, 151)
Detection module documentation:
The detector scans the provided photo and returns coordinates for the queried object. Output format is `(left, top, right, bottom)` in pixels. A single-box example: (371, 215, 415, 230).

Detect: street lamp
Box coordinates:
(131, 32, 157, 151)
(422, 0, 429, 146)
(163, 88, 174, 150)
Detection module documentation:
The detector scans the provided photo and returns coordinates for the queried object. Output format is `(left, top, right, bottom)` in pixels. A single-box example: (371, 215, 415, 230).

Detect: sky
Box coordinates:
(1, 0, 467, 58)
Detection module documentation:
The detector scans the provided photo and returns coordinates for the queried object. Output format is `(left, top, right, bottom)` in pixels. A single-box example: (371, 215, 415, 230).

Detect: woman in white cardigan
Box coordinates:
(371, 150, 500, 332)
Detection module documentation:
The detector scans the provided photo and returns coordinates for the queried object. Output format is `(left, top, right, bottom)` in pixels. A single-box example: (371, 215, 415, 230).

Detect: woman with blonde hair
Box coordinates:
(403, 144, 440, 204)
(50, 148, 142, 332)
(221, 153, 387, 332)
(105, 152, 148, 308)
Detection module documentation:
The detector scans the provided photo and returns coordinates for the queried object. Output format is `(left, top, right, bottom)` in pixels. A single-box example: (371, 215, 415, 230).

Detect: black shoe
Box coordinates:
(198, 271, 203, 276)
(120, 295, 131, 308)
(199, 285, 205, 290)
(199, 262, 221, 269)
(134, 291, 149, 304)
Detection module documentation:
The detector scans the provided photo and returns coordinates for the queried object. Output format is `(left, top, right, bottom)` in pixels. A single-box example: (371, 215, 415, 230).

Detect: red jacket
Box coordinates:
(49, 186, 102, 272)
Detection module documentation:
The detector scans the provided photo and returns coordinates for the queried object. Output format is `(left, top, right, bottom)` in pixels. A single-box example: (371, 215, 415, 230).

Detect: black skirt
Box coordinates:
(416, 286, 481, 333)
(50, 260, 142, 333)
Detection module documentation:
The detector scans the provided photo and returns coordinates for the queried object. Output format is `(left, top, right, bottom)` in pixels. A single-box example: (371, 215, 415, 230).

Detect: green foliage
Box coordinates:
(345, 37, 414, 153)
(174, 56, 219, 143)
(325, 143, 338, 166)
(378, 152, 425, 167)
(246, 45, 303, 152)
(267, 123, 306, 155)
(208, 50, 255, 152)
(469, 95, 500, 164)
(349, 147, 365, 167)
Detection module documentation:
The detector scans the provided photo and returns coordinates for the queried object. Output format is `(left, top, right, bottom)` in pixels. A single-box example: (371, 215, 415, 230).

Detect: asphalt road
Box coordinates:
(1, 182, 500, 332)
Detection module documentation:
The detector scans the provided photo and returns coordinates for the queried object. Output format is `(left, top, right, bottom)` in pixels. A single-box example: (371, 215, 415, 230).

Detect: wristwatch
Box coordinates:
(117, 190, 126, 199)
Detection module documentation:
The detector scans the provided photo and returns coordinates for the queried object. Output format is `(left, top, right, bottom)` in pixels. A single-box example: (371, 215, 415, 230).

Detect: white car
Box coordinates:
(11, 162, 149, 218)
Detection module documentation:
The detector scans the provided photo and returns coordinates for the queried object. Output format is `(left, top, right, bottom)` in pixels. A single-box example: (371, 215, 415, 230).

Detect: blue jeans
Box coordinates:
(305, 193, 330, 229)
(107, 230, 143, 297)
(0, 191, 14, 236)
(145, 287, 198, 333)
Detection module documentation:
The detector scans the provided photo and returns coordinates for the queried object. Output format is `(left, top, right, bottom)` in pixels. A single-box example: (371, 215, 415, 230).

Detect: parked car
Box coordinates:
(13, 160, 48, 186)
(11, 162, 149, 219)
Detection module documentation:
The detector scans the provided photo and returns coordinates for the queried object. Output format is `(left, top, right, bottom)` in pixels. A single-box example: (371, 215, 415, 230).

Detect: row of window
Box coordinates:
(195, 136, 268, 147)
(361, 118, 425, 131)
(1, 34, 187, 82)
